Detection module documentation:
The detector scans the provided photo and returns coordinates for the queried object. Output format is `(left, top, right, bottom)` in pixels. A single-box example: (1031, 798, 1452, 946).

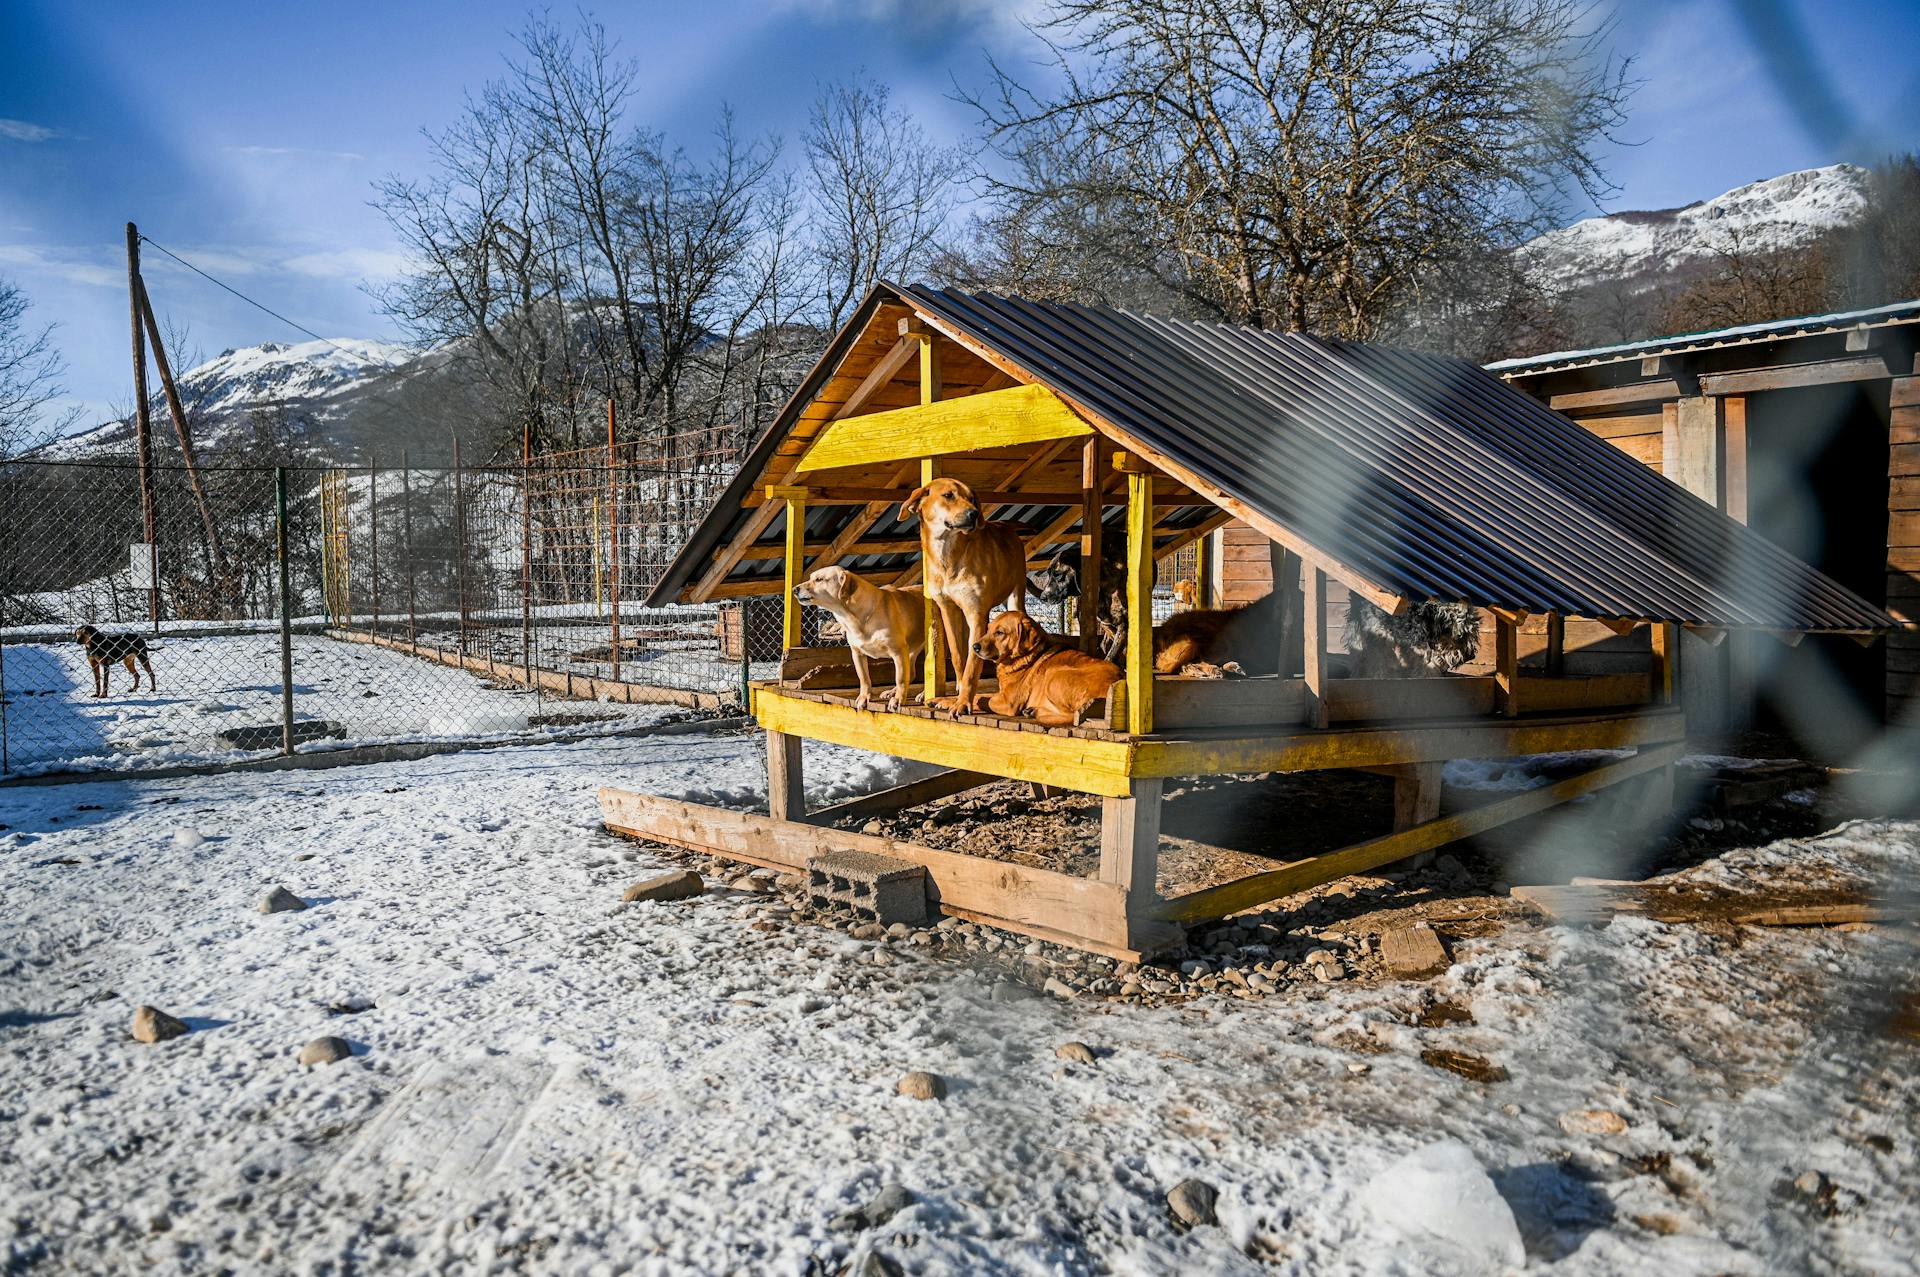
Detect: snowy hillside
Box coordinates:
(159, 337, 412, 417)
(1523, 164, 1870, 291)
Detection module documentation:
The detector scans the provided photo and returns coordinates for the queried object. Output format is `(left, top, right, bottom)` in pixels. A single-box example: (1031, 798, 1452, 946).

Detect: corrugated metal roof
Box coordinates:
(1485, 298, 1920, 375)
(647, 283, 1900, 633)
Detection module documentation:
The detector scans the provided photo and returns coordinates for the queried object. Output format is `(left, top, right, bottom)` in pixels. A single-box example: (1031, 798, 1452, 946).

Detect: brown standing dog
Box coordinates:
(74, 624, 157, 697)
(900, 478, 1026, 713)
(969, 611, 1120, 727)
(792, 565, 926, 710)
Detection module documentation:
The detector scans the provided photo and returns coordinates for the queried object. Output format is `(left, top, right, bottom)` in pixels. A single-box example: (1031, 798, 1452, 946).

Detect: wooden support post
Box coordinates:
(1391, 762, 1444, 831)
(767, 484, 809, 650)
(1303, 565, 1328, 728)
(1100, 777, 1163, 920)
(1545, 612, 1566, 678)
(1271, 542, 1301, 677)
(766, 729, 804, 822)
(1651, 621, 1678, 706)
(1117, 453, 1154, 734)
(1079, 435, 1104, 652)
(1495, 613, 1519, 716)
(1193, 526, 1213, 609)
(126, 222, 159, 630)
(919, 457, 944, 699)
(139, 279, 232, 611)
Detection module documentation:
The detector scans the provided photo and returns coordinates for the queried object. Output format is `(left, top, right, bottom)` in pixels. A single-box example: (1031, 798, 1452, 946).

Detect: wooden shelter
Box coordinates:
(600, 285, 1904, 960)
(1488, 300, 1920, 741)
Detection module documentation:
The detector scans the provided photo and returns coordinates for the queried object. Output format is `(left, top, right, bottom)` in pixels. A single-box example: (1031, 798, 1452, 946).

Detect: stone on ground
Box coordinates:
(299, 1036, 353, 1066)
(1360, 1139, 1524, 1270)
(1166, 1178, 1219, 1228)
(1559, 1108, 1628, 1136)
(130, 1005, 189, 1044)
(896, 1070, 946, 1101)
(259, 885, 308, 914)
(1055, 1041, 1097, 1065)
(621, 870, 704, 904)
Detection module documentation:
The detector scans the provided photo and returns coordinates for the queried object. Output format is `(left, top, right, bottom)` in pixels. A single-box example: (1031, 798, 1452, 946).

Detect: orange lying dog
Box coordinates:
(969, 610, 1121, 727)
(1152, 591, 1281, 676)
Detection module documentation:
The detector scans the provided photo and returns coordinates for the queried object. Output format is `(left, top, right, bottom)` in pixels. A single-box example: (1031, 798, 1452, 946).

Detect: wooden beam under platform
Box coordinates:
(598, 788, 1171, 961)
(1156, 742, 1686, 926)
(804, 768, 1000, 823)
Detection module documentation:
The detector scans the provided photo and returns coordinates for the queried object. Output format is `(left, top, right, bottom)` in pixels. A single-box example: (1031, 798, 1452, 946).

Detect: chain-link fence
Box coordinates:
(0, 445, 774, 778)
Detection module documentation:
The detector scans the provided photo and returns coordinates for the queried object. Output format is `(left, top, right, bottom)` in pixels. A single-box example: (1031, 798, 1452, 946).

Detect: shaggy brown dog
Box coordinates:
(969, 610, 1120, 727)
(901, 478, 1026, 714)
(74, 624, 156, 697)
(1151, 591, 1282, 676)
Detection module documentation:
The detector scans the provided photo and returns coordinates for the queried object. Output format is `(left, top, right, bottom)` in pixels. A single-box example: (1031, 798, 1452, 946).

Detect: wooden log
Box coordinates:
(598, 788, 1143, 955)
(1509, 884, 1917, 927)
(1100, 777, 1163, 917)
(1155, 743, 1684, 925)
(806, 768, 999, 822)
(767, 730, 804, 821)
(1304, 566, 1328, 727)
(1390, 762, 1444, 832)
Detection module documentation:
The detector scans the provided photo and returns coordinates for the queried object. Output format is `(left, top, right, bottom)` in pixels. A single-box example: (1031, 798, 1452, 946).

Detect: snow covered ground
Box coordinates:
(2, 731, 1915, 1275)
(1, 634, 680, 777)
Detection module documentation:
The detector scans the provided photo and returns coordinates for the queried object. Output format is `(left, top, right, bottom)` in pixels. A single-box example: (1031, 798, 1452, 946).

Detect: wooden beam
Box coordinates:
(1156, 743, 1685, 925)
(600, 788, 1142, 957)
(795, 383, 1092, 474)
(758, 487, 1203, 508)
(921, 456, 944, 699)
(1080, 435, 1105, 653)
(805, 768, 999, 823)
(1651, 621, 1677, 704)
(1099, 777, 1163, 919)
(1390, 762, 1443, 832)
(1545, 613, 1566, 677)
(767, 730, 804, 822)
(1549, 380, 1683, 411)
(690, 500, 782, 603)
(1699, 355, 1892, 397)
(1303, 566, 1329, 728)
(1272, 543, 1300, 679)
(1494, 613, 1519, 716)
(773, 485, 808, 649)
(1123, 463, 1155, 733)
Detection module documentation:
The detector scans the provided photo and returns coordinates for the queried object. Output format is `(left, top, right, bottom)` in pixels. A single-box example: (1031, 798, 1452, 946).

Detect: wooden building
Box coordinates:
(1489, 301, 1920, 742)
(601, 286, 1901, 960)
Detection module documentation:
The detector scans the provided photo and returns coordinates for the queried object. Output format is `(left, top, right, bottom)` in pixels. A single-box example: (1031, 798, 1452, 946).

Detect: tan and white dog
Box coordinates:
(793, 565, 926, 711)
(899, 478, 1027, 714)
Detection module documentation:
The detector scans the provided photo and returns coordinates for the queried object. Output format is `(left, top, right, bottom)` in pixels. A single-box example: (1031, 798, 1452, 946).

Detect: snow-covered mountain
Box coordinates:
(1521, 163, 1870, 292)
(162, 337, 413, 417)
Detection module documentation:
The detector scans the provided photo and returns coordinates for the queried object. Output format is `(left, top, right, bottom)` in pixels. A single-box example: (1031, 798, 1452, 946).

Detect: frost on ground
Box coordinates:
(2, 731, 1915, 1276)
(0, 635, 682, 777)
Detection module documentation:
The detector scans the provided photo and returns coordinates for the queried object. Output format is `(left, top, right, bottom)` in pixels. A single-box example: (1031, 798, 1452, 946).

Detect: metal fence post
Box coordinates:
(401, 449, 416, 651)
(521, 425, 534, 697)
(607, 399, 621, 684)
(453, 432, 468, 658)
(276, 466, 295, 756)
(369, 455, 380, 640)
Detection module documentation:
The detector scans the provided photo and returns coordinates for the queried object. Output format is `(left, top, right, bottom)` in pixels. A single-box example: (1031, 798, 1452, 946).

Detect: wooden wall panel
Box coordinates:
(1891, 390, 1919, 721)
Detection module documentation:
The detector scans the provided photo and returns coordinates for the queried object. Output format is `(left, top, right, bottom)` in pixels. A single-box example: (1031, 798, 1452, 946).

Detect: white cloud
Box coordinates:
(0, 243, 120, 288)
(282, 247, 410, 281)
(0, 118, 59, 143)
(222, 144, 366, 163)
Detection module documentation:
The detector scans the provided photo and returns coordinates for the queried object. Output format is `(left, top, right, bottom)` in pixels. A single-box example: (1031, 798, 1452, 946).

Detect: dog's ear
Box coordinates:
(1016, 613, 1047, 660)
(899, 485, 929, 522)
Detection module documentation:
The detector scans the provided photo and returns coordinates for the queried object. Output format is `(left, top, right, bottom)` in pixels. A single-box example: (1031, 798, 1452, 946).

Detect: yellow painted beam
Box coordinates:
(752, 687, 1137, 797)
(1124, 467, 1154, 734)
(780, 488, 807, 649)
(795, 383, 1092, 474)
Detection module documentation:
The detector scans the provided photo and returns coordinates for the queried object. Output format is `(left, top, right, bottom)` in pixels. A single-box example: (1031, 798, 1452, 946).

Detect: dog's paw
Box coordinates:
(854, 694, 873, 711)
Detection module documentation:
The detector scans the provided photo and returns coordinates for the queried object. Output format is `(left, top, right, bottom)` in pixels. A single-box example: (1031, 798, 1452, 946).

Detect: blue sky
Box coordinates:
(3, 0, 1918, 426)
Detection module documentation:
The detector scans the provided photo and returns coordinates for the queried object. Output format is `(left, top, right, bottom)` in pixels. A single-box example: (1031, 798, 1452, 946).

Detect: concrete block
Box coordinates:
(807, 849, 928, 925)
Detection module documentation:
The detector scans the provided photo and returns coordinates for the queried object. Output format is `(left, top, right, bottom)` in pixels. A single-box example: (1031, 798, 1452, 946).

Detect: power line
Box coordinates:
(136, 234, 407, 372)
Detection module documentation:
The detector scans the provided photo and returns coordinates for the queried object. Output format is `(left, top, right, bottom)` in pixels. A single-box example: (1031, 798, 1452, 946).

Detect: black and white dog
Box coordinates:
(1026, 535, 1154, 661)
(1346, 597, 1481, 677)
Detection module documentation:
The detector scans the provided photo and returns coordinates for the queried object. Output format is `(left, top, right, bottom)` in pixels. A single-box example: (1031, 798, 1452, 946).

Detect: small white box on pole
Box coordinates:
(129, 543, 157, 589)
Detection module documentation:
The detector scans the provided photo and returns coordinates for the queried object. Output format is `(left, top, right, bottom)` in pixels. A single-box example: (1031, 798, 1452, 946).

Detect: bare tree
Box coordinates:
(965, 0, 1634, 337)
(1662, 221, 1831, 334)
(803, 74, 960, 328)
(0, 276, 76, 458)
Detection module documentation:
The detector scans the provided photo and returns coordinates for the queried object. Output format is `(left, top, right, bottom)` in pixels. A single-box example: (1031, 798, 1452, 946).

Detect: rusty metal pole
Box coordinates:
(401, 449, 417, 652)
(126, 222, 159, 632)
(607, 398, 621, 684)
(453, 432, 468, 658)
(521, 423, 534, 696)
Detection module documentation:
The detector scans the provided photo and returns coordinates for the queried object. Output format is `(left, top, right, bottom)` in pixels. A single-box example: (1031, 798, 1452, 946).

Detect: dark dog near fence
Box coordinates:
(1026, 534, 1154, 661)
(73, 625, 157, 698)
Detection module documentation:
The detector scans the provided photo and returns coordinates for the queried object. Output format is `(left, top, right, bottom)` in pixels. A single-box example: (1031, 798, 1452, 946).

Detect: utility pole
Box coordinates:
(126, 222, 160, 630)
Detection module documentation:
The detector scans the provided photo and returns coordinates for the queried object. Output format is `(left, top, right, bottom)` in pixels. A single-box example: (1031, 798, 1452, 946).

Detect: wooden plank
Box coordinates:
(1550, 380, 1681, 411)
(598, 789, 1137, 953)
(1080, 435, 1104, 654)
(805, 768, 999, 822)
(753, 684, 1137, 797)
(1125, 466, 1154, 733)
(1513, 672, 1652, 712)
(1099, 777, 1164, 917)
(1304, 566, 1328, 728)
(690, 501, 781, 603)
(1380, 926, 1451, 977)
(1892, 377, 1920, 409)
(795, 384, 1091, 473)
(1568, 412, 1665, 439)
(1131, 708, 1686, 780)
(1699, 355, 1892, 397)
(1495, 614, 1519, 716)
(780, 491, 807, 649)
(1324, 676, 1497, 722)
(1154, 676, 1306, 729)
(767, 730, 804, 821)
(1607, 433, 1664, 469)
(326, 628, 727, 710)
(1390, 762, 1444, 832)
(1509, 884, 1917, 927)
(1156, 743, 1684, 925)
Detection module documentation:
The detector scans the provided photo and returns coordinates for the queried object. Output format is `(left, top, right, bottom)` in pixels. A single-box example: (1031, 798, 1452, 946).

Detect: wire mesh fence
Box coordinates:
(0, 445, 773, 778)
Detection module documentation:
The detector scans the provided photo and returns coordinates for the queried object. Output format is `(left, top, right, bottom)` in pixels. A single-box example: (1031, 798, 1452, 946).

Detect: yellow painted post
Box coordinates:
(767, 484, 808, 650)
(921, 456, 943, 699)
(1116, 453, 1154, 735)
